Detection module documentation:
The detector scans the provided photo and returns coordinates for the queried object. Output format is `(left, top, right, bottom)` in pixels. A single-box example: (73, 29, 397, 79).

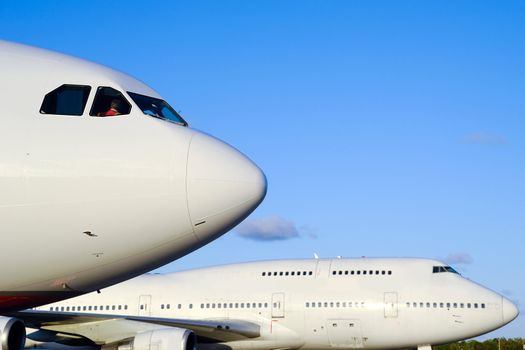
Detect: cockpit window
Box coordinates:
(40, 84, 91, 116)
(432, 266, 459, 274)
(90, 87, 131, 117)
(127, 91, 187, 126)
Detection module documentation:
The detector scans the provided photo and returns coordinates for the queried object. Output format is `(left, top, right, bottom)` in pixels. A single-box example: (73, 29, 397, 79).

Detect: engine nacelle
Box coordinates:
(0, 317, 25, 350)
(131, 328, 196, 350)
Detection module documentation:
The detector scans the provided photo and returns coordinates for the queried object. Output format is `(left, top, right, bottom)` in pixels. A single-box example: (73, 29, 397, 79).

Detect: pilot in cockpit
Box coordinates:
(100, 99, 123, 117)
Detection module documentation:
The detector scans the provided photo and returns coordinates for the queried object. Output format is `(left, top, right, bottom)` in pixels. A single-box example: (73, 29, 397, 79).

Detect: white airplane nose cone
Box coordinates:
(186, 132, 267, 242)
(501, 297, 519, 324)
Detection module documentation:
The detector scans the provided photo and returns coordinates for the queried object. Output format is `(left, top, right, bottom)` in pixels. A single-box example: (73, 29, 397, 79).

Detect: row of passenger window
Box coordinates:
(331, 270, 392, 276)
(200, 302, 269, 309)
(49, 301, 271, 312)
(406, 301, 486, 309)
(261, 271, 313, 277)
(39, 84, 186, 125)
(306, 301, 367, 308)
(304, 301, 487, 310)
(48, 300, 487, 313)
(50, 304, 128, 312)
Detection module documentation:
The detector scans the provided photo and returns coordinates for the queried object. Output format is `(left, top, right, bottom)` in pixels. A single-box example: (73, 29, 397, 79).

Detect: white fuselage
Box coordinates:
(36, 258, 518, 350)
(0, 40, 266, 311)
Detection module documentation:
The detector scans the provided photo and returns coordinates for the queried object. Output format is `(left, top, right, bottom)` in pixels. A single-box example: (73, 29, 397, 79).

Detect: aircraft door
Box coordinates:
(315, 259, 332, 278)
(326, 319, 363, 348)
(384, 292, 398, 318)
(271, 292, 285, 318)
(138, 294, 152, 316)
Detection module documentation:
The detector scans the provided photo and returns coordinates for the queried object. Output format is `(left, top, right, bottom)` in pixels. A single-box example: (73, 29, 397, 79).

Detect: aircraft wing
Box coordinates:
(9, 310, 261, 345)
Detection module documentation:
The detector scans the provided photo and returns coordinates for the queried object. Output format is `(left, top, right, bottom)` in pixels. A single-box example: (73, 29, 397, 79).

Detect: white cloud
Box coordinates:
(236, 215, 300, 241)
(463, 132, 507, 145)
(444, 253, 473, 266)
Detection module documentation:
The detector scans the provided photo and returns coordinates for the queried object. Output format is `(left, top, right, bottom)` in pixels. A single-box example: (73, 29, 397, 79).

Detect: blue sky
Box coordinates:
(1, 0, 523, 338)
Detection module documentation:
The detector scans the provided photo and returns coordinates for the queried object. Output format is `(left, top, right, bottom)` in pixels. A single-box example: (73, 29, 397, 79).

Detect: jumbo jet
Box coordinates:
(6, 258, 518, 350)
(0, 40, 266, 312)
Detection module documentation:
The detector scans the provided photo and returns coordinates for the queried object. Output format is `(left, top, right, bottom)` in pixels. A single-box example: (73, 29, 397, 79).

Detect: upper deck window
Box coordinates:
(40, 84, 91, 116)
(127, 91, 187, 126)
(90, 87, 131, 117)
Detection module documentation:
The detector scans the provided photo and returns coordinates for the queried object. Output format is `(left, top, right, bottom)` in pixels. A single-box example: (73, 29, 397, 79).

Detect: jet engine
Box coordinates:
(129, 328, 196, 350)
(0, 317, 26, 350)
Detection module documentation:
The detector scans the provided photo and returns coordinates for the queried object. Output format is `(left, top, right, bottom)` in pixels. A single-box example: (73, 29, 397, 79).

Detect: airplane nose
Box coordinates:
(186, 132, 267, 243)
(501, 296, 519, 325)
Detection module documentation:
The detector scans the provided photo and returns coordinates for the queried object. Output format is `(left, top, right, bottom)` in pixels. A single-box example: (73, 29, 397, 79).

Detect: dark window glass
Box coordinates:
(332, 271, 337, 275)
(309, 271, 313, 276)
(262, 272, 266, 276)
(90, 87, 131, 117)
(445, 266, 459, 274)
(40, 84, 91, 116)
(433, 266, 440, 273)
(127, 91, 187, 125)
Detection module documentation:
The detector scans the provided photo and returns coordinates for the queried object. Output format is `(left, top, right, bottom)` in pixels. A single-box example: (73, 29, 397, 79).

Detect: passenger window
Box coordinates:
(40, 84, 91, 116)
(90, 87, 131, 117)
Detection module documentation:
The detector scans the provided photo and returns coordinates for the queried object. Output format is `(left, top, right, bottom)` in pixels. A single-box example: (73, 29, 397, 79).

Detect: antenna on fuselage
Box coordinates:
(313, 253, 319, 259)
